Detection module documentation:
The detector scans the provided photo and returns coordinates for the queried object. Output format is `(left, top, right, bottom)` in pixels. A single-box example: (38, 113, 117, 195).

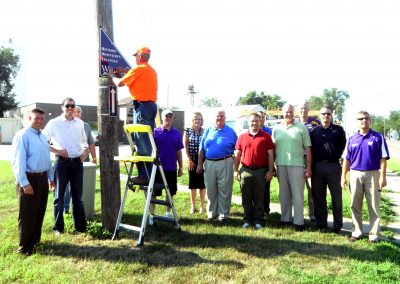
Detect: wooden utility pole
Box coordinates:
(95, 0, 121, 230)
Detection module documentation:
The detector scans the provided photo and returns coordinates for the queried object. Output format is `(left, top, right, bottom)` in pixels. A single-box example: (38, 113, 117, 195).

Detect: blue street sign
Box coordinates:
(109, 86, 118, 117)
(99, 27, 131, 78)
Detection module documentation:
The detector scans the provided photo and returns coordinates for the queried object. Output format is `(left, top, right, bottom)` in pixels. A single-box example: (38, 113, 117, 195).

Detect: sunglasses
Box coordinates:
(64, 104, 75, 108)
(321, 113, 332, 116)
(357, 117, 370, 121)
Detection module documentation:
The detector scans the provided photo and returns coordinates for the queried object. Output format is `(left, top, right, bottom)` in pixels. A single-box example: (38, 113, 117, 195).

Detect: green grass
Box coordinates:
(388, 158, 400, 174)
(1, 160, 399, 283)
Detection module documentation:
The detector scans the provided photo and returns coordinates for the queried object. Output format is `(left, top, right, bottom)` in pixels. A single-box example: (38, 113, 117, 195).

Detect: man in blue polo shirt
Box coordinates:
(197, 109, 238, 222)
(341, 111, 390, 243)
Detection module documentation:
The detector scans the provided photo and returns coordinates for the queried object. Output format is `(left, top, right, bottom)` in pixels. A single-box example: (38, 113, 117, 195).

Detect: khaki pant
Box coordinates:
(349, 170, 381, 241)
(277, 166, 305, 225)
(204, 157, 234, 219)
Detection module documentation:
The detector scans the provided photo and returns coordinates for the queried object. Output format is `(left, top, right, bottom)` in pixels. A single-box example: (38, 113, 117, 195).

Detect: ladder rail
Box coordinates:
(113, 124, 181, 246)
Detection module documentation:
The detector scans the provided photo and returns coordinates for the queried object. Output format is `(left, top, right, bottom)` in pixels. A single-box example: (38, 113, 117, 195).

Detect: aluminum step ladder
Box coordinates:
(112, 124, 181, 246)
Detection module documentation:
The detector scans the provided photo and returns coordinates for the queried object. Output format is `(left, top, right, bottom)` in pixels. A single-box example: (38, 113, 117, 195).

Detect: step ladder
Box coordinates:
(112, 124, 181, 246)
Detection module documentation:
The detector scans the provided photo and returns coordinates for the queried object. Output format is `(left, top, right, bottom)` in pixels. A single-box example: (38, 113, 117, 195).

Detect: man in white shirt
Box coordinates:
(43, 97, 89, 235)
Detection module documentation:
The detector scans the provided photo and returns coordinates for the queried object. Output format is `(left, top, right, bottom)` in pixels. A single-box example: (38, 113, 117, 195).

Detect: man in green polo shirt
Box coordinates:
(272, 103, 312, 231)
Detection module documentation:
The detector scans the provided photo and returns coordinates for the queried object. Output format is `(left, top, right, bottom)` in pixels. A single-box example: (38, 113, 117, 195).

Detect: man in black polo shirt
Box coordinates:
(310, 105, 346, 233)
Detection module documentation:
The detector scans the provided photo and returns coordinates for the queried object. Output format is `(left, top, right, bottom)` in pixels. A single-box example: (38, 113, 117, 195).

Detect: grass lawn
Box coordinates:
(1, 160, 399, 283)
(388, 158, 400, 174)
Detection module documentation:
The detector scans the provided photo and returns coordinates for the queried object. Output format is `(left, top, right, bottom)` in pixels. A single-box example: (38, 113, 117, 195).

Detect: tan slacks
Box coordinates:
(349, 170, 381, 241)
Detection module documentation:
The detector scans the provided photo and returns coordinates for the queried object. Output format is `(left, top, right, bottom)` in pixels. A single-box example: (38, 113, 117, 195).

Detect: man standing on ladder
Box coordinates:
(109, 46, 158, 185)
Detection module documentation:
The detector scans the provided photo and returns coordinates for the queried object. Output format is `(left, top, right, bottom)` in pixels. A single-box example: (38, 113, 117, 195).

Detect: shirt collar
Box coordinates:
(29, 127, 41, 135)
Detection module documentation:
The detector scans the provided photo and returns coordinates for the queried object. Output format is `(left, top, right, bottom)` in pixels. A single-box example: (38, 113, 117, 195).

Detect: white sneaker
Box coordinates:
(242, 223, 250, 229)
(165, 212, 173, 218)
(148, 215, 154, 225)
(255, 223, 263, 230)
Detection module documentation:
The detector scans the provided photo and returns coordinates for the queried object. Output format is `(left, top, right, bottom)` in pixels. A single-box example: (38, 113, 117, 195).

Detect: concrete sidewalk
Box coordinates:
(175, 174, 400, 243)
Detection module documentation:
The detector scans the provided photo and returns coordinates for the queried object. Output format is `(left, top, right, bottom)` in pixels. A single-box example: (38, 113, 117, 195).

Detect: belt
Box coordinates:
(56, 155, 81, 161)
(26, 172, 47, 177)
(205, 155, 233, 161)
(133, 100, 156, 104)
(242, 166, 267, 170)
(315, 160, 339, 163)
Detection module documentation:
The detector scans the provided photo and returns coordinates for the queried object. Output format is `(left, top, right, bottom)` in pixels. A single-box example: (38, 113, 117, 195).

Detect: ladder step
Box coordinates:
(139, 183, 165, 190)
(153, 215, 176, 224)
(150, 199, 172, 207)
(119, 223, 142, 232)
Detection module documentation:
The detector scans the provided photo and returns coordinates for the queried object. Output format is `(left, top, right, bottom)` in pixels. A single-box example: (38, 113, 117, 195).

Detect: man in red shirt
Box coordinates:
(109, 46, 158, 184)
(234, 113, 275, 229)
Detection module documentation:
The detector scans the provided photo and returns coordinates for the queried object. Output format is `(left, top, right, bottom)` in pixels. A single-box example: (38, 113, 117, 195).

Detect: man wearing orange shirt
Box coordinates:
(109, 46, 158, 184)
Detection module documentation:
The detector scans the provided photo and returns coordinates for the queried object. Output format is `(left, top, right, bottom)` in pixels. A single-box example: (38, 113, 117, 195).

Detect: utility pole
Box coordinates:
(95, 0, 121, 230)
(187, 84, 198, 108)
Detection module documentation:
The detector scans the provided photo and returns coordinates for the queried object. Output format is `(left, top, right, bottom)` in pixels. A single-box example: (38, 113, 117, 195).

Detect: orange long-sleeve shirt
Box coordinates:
(121, 62, 158, 102)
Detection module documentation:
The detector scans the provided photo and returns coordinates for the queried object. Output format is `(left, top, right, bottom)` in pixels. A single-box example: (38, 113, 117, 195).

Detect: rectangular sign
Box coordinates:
(109, 86, 118, 117)
(99, 27, 131, 78)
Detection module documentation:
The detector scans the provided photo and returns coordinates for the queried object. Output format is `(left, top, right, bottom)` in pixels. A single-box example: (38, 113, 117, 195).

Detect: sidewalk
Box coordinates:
(175, 174, 400, 243)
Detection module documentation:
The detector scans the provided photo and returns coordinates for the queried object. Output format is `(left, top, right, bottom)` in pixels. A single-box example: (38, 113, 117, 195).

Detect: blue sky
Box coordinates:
(1, 0, 400, 121)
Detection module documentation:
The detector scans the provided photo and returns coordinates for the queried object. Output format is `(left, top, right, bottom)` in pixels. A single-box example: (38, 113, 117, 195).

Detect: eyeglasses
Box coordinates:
(357, 117, 370, 121)
(321, 113, 332, 116)
(64, 104, 75, 108)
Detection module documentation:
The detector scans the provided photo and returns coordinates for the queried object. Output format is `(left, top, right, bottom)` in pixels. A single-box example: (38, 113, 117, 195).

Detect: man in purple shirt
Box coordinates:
(341, 111, 390, 243)
(149, 109, 183, 224)
(299, 101, 320, 221)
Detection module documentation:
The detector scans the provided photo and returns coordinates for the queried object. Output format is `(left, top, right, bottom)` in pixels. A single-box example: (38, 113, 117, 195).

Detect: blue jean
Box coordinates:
(53, 157, 86, 232)
(132, 100, 157, 179)
(64, 183, 71, 212)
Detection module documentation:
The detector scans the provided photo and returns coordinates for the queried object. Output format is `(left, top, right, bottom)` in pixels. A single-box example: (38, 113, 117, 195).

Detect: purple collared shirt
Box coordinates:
(154, 126, 184, 171)
(345, 129, 390, 171)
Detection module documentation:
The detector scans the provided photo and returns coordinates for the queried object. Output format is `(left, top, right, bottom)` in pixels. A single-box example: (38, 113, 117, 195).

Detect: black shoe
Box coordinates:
(280, 221, 292, 226)
(16, 247, 33, 256)
(333, 228, 342, 234)
(219, 218, 228, 224)
(294, 224, 305, 232)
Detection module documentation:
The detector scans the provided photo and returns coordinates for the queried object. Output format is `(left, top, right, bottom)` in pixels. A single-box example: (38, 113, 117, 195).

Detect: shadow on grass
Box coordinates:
(39, 241, 243, 268)
(38, 211, 400, 267)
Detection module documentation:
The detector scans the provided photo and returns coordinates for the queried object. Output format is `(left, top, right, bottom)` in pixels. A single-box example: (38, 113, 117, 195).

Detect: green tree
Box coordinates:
(200, 97, 222, 107)
(0, 46, 20, 117)
(370, 115, 384, 135)
(387, 111, 400, 132)
(309, 88, 349, 121)
(237, 91, 285, 110)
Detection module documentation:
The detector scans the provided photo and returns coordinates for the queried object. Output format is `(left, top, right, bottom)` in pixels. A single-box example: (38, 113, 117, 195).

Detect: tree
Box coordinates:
(200, 97, 221, 107)
(236, 91, 285, 110)
(308, 88, 349, 121)
(370, 115, 384, 135)
(0, 46, 20, 117)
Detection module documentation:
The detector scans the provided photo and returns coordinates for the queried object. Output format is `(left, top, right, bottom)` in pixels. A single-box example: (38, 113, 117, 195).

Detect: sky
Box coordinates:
(1, 0, 400, 122)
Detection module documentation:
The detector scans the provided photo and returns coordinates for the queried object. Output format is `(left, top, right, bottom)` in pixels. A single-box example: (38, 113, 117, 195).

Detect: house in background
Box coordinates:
(185, 105, 266, 132)
(16, 102, 97, 129)
(118, 97, 185, 134)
